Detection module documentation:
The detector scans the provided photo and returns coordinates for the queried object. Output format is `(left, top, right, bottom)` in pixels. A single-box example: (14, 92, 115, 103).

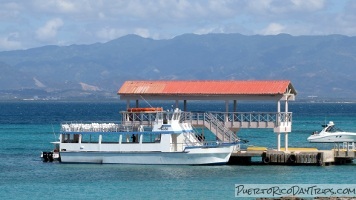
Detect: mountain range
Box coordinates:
(0, 33, 356, 100)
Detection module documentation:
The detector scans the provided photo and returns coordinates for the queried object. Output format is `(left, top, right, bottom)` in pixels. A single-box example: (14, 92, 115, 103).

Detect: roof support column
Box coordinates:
(79, 134, 82, 145)
(277, 133, 281, 151)
(135, 99, 139, 108)
(98, 134, 102, 151)
(184, 100, 187, 111)
(225, 100, 229, 124)
(285, 99, 289, 151)
(277, 100, 281, 112)
(233, 100, 237, 122)
(126, 100, 130, 109)
(175, 100, 179, 109)
(276, 100, 281, 151)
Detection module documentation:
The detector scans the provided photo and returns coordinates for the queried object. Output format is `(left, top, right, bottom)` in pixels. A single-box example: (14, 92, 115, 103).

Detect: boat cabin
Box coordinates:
(58, 109, 201, 153)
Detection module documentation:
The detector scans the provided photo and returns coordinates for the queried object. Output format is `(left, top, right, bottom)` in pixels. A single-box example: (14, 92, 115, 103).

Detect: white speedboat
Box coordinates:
(42, 108, 239, 165)
(307, 121, 356, 143)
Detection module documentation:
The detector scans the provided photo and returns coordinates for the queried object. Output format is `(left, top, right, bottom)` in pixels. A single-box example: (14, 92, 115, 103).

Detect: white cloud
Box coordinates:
(134, 28, 150, 38)
(0, 33, 22, 50)
(0, 0, 356, 51)
(98, 12, 106, 19)
(33, 0, 77, 13)
(56, 0, 76, 12)
(291, 0, 325, 11)
(0, 2, 22, 19)
(194, 26, 228, 35)
(194, 27, 219, 35)
(246, 0, 325, 14)
(96, 27, 126, 41)
(261, 23, 285, 35)
(36, 18, 64, 42)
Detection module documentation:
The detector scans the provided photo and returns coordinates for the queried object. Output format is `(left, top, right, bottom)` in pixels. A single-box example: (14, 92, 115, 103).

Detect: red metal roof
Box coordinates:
(118, 80, 296, 95)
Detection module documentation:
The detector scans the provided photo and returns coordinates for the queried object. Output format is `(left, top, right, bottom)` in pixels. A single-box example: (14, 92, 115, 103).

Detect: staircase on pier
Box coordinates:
(202, 112, 238, 142)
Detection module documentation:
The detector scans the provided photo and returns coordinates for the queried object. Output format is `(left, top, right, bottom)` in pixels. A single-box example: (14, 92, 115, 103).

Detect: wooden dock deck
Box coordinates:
(229, 147, 355, 166)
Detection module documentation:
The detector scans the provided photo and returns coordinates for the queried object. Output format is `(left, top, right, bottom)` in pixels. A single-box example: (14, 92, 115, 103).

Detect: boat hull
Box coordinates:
(59, 146, 234, 165)
(307, 133, 356, 143)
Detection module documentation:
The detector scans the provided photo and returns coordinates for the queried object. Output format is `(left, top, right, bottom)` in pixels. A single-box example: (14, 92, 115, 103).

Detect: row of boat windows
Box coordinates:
(62, 134, 161, 143)
(325, 126, 343, 132)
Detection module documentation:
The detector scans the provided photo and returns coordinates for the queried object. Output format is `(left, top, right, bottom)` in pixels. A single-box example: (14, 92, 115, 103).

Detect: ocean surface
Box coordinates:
(0, 101, 355, 199)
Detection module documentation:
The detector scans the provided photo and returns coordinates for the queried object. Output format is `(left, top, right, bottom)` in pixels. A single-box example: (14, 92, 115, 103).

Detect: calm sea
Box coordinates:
(0, 101, 355, 199)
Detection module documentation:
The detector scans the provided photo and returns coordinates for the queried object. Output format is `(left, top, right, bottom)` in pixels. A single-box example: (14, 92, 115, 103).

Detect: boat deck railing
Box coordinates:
(60, 122, 137, 133)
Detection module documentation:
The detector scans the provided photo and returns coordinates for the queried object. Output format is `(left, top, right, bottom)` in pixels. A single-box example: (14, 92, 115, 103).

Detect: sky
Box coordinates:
(0, 0, 355, 51)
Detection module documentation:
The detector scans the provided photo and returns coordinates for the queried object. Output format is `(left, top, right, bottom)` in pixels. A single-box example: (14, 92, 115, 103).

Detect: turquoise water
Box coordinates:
(0, 102, 355, 199)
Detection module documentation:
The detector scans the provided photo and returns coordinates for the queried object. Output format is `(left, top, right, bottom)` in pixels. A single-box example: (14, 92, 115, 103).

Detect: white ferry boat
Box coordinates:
(307, 121, 356, 143)
(42, 108, 239, 165)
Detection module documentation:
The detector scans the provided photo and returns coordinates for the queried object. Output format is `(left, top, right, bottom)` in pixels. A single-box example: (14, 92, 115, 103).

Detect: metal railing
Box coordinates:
(120, 111, 292, 137)
(182, 112, 292, 128)
(206, 112, 291, 125)
(121, 111, 292, 126)
(60, 122, 137, 133)
(204, 113, 238, 142)
(121, 112, 157, 126)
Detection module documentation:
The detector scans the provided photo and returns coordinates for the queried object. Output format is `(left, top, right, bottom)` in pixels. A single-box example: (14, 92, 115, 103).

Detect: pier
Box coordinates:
(119, 80, 296, 150)
(117, 80, 355, 166)
(229, 144, 355, 166)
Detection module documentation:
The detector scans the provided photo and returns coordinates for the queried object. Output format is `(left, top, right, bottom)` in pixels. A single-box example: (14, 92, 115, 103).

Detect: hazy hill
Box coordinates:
(0, 33, 356, 100)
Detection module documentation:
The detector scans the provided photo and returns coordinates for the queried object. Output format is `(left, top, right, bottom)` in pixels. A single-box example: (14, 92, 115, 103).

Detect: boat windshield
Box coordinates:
(325, 126, 343, 132)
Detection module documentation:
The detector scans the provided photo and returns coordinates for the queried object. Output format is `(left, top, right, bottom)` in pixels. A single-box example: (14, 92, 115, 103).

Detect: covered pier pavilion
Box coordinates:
(117, 80, 297, 151)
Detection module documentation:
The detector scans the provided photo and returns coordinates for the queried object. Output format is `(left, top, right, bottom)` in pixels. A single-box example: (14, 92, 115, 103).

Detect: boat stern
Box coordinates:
(41, 151, 60, 162)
